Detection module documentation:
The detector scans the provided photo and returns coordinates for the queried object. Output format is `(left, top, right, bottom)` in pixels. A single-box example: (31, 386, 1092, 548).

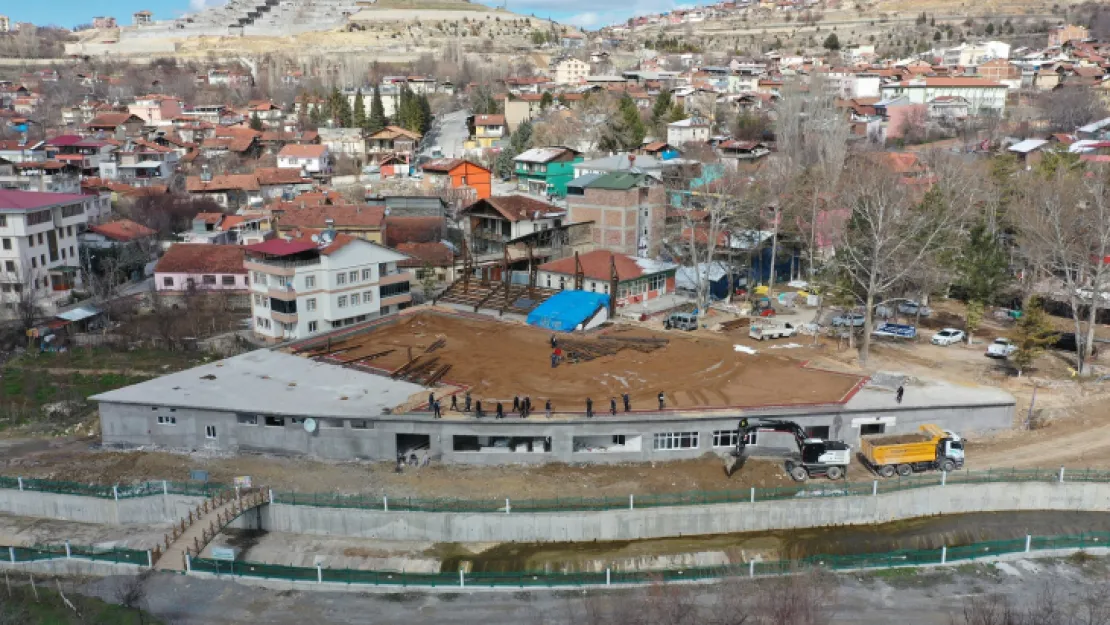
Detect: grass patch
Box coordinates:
(1067, 550, 1098, 566)
(1, 585, 163, 624)
(0, 366, 153, 432)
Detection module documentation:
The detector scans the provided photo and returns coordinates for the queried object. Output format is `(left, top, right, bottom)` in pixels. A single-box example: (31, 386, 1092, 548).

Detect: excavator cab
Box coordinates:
(725, 418, 850, 480)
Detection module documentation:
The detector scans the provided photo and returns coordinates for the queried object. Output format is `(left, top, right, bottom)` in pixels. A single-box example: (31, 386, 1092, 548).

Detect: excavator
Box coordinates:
(724, 418, 852, 481)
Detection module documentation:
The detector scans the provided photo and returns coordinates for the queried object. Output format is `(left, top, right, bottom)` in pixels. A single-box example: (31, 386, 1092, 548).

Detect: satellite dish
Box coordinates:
(303, 418, 317, 433)
(311, 234, 320, 243)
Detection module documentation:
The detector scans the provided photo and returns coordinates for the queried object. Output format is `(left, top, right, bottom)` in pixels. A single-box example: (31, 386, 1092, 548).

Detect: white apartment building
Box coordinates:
(554, 58, 590, 85)
(244, 234, 412, 342)
(0, 190, 91, 317)
(879, 78, 1008, 115)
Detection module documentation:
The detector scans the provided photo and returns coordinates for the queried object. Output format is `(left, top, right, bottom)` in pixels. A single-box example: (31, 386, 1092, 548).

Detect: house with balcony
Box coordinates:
(513, 147, 583, 198)
(46, 135, 115, 179)
(0, 161, 79, 194)
(277, 144, 330, 176)
(367, 126, 421, 163)
(471, 114, 506, 149)
(0, 189, 92, 316)
(154, 244, 248, 295)
(111, 139, 179, 186)
(420, 158, 491, 201)
(129, 94, 183, 127)
(460, 195, 565, 256)
(274, 204, 386, 244)
(879, 77, 1008, 115)
(244, 234, 412, 342)
(184, 171, 262, 210)
(84, 113, 146, 140)
(0, 139, 46, 164)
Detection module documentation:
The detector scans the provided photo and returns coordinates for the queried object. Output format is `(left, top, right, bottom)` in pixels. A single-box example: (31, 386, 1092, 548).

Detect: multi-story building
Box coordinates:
(471, 115, 505, 149)
(244, 234, 412, 341)
(0, 16, 10, 33)
(277, 144, 330, 175)
(129, 94, 183, 126)
(566, 172, 666, 257)
(0, 190, 92, 316)
(1048, 24, 1089, 47)
(879, 77, 1008, 115)
(513, 147, 583, 197)
(460, 195, 565, 256)
(667, 118, 710, 146)
(554, 58, 590, 85)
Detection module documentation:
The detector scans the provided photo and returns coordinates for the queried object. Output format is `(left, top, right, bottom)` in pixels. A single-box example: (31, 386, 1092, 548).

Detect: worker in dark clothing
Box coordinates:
(551, 351, 559, 368)
(433, 400, 441, 419)
(450, 394, 458, 411)
(586, 397, 593, 418)
(545, 399, 552, 419)
(609, 397, 617, 416)
(896, 385, 904, 404)
(428, 392, 435, 411)
(550, 334, 557, 348)
(658, 391, 665, 410)
(513, 395, 520, 413)
(524, 396, 532, 418)
(496, 402, 504, 419)
(465, 392, 472, 412)
(622, 393, 630, 412)
(475, 400, 483, 418)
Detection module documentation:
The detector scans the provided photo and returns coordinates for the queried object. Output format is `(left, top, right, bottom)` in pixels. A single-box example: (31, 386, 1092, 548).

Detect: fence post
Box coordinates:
(606, 568, 611, 586)
(872, 480, 878, 496)
(629, 494, 634, 510)
(506, 498, 511, 514)
(269, 489, 275, 504)
(147, 550, 153, 568)
(383, 495, 388, 512)
(750, 487, 755, 503)
(185, 554, 192, 573)
(317, 564, 322, 584)
(459, 569, 465, 588)
(163, 480, 168, 496)
(749, 560, 755, 577)
(941, 546, 947, 564)
(1059, 467, 1066, 483)
(17, 477, 22, 491)
(113, 485, 119, 501)
(8, 546, 14, 563)
(1025, 535, 1032, 553)
(65, 540, 71, 559)
(941, 471, 947, 486)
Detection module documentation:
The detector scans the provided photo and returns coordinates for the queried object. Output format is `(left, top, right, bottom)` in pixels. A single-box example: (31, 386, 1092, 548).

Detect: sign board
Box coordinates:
(233, 476, 252, 488)
(189, 469, 209, 483)
(210, 546, 238, 562)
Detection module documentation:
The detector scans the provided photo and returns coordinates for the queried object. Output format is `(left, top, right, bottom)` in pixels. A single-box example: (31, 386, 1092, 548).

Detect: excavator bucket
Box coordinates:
(724, 454, 745, 477)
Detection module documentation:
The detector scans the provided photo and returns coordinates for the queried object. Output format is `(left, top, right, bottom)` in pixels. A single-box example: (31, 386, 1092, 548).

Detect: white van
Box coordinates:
(749, 319, 797, 341)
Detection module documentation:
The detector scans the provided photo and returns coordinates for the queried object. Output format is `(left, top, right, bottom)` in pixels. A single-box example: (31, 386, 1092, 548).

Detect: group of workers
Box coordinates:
(428, 390, 667, 419)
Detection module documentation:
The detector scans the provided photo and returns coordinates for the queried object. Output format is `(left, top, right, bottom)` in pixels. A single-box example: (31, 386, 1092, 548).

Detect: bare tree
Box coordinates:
(113, 572, 151, 625)
(1037, 87, 1108, 133)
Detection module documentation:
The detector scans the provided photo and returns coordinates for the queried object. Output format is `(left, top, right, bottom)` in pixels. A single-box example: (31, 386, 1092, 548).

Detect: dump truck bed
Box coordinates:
(859, 436, 939, 467)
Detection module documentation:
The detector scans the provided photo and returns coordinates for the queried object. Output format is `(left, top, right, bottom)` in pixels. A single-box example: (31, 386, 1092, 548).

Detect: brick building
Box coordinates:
(566, 172, 667, 257)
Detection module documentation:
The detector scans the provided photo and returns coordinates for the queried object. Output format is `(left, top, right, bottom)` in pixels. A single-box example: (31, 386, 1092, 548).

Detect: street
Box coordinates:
(420, 109, 470, 160)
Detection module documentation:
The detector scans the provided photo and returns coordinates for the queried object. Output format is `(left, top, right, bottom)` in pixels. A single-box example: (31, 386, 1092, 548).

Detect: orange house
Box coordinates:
(421, 158, 491, 200)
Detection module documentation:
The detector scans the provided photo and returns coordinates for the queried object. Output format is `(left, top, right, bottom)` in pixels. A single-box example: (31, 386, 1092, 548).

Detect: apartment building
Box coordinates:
(244, 233, 412, 342)
(0, 190, 92, 316)
(554, 58, 590, 85)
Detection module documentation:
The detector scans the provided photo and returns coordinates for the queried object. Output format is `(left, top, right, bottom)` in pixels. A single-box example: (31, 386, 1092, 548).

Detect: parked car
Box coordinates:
(663, 312, 698, 331)
(831, 312, 866, 327)
(898, 301, 933, 317)
(931, 328, 966, 346)
(986, 337, 1017, 358)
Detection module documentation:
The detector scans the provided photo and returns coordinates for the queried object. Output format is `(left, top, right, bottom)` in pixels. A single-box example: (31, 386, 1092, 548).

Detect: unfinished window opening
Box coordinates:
(237, 414, 257, 426)
(452, 435, 550, 453)
(157, 415, 176, 425)
(397, 433, 431, 457)
(264, 416, 285, 427)
(573, 434, 642, 453)
(205, 425, 217, 439)
(860, 423, 886, 436)
(351, 420, 371, 429)
(805, 426, 831, 439)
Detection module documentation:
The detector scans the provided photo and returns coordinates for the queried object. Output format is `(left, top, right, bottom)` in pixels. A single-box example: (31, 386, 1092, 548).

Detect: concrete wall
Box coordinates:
(99, 396, 1014, 465)
(0, 489, 204, 525)
(262, 481, 1109, 543)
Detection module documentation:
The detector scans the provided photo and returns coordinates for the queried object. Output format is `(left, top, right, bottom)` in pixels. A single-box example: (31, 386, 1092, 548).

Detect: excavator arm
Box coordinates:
(725, 418, 809, 477)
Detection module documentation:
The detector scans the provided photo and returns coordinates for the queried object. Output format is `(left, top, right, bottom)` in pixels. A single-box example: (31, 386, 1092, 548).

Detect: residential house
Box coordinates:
(879, 77, 1008, 115)
(366, 126, 421, 162)
(259, 129, 319, 155)
(254, 167, 314, 201)
(717, 140, 770, 167)
(573, 153, 671, 178)
(80, 219, 157, 267)
(184, 172, 262, 210)
(84, 113, 146, 140)
(246, 100, 284, 126)
(927, 96, 970, 123)
(0, 139, 46, 164)
(471, 115, 506, 149)
(0, 16, 9, 33)
(129, 94, 182, 126)
(554, 58, 590, 85)
(47, 135, 115, 179)
(244, 234, 412, 341)
(277, 144, 330, 176)
(1, 161, 78, 194)
(502, 94, 545, 132)
(92, 16, 117, 29)
(565, 171, 667, 257)
(667, 118, 711, 146)
(420, 158, 492, 201)
(112, 139, 179, 186)
(274, 204, 386, 244)
(513, 147, 583, 197)
(461, 195, 565, 255)
(561, 31, 586, 48)
(536, 249, 677, 304)
(1048, 24, 1089, 47)
(154, 244, 248, 295)
(133, 10, 153, 25)
(0, 189, 92, 315)
(182, 213, 236, 245)
(200, 127, 261, 160)
(397, 241, 456, 284)
(977, 59, 1022, 89)
(317, 128, 368, 164)
(1007, 138, 1052, 168)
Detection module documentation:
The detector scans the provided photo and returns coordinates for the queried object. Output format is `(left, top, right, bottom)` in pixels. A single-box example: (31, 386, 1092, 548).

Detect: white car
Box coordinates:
(986, 337, 1017, 358)
(931, 328, 966, 346)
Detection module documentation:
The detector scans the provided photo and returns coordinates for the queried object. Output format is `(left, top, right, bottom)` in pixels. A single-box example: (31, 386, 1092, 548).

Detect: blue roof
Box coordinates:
(526, 290, 610, 333)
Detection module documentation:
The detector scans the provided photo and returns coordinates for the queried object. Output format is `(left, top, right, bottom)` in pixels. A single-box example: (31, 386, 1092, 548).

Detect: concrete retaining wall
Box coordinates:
(0, 490, 205, 526)
(261, 481, 1110, 542)
(0, 558, 142, 577)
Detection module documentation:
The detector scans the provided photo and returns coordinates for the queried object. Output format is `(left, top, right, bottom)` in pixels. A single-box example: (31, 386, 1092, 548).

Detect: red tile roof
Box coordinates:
(245, 239, 318, 257)
(195, 212, 225, 225)
(463, 195, 564, 222)
(87, 219, 156, 242)
(397, 242, 454, 267)
(185, 174, 260, 193)
(154, 244, 246, 274)
(87, 113, 143, 128)
(0, 189, 88, 211)
(278, 204, 385, 229)
(278, 144, 328, 159)
(384, 216, 447, 247)
(474, 114, 506, 126)
(538, 250, 658, 281)
(254, 167, 311, 186)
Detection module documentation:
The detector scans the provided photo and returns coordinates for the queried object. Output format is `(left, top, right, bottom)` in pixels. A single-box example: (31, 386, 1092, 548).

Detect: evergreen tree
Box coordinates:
(368, 86, 387, 134)
(418, 93, 432, 135)
(540, 91, 553, 109)
(823, 33, 840, 51)
(651, 90, 673, 124)
(1010, 297, 1059, 376)
(328, 86, 353, 127)
(353, 88, 367, 130)
(600, 94, 646, 151)
(309, 102, 324, 126)
(957, 222, 1011, 307)
(249, 111, 263, 131)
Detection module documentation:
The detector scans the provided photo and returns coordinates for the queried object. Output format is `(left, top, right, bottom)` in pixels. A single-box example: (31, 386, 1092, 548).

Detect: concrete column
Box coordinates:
(383, 495, 388, 512)
(872, 480, 878, 496)
(65, 541, 71, 559)
(505, 498, 511, 514)
(1025, 535, 1032, 553)
(9, 546, 15, 563)
(162, 480, 168, 495)
(606, 568, 611, 586)
(317, 564, 322, 583)
(269, 489, 275, 504)
(1059, 467, 1066, 482)
(629, 494, 634, 510)
(750, 487, 755, 503)
(17, 477, 22, 491)
(749, 560, 755, 577)
(940, 546, 946, 564)
(459, 569, 465, 587)
(186, 554, 192, 572)
(941, 471, 947, 486)
(113, 485, 119, 501)
(147, 550, 153, 568)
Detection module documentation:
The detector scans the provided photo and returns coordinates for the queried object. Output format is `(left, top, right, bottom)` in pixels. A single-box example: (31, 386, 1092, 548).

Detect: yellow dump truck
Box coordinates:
(859, 424, 964, 478)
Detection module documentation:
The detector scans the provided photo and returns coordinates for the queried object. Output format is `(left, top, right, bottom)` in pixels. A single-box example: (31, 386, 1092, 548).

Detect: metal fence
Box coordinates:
(4, 543, 148, 566)
(187, 531, 1110, 588)
(0, 467, 1103, 513)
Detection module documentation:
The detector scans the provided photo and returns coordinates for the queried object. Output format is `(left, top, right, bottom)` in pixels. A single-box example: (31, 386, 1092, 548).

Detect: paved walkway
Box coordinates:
(155, 490, 268, 572)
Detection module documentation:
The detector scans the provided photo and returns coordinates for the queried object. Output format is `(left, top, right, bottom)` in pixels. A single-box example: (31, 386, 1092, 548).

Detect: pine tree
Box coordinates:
(368, 86, 387, 135)
(1010, 297, 1059, 376)
(353, 88, 367, 130)
(823, 33, 840, 51)
(651, 90, 673, 124)
(418, 93, 432, 135)
(540, 91, 553, 109)
(328, 86, 353, 128)
(249, 111, 263, 131)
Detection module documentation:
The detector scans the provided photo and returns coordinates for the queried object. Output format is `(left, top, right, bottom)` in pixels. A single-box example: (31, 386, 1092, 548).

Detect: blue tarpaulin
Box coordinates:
(526, 290, 610, 333)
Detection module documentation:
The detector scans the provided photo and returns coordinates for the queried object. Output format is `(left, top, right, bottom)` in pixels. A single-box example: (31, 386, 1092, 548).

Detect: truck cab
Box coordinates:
(940, 431, 964, 468)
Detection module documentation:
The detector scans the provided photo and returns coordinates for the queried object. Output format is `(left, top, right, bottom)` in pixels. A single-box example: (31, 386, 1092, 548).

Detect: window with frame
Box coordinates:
(263, 415, 285, 427)
(60, 204, 84, 218)
(712, 430, 756, 448)
(157, 415, 177, 425)
(348, 270, 358, 283)
(308, 321, 318, 332)
(306, 298, 317, 311)
(652, 431, 699, 451)
(205, 425, 217, 439)
(1, 239, 8, 250)
(351, 420, 371, 429)
(0, 216, 6, 227)
(649, 274, 666, 291)
(253, 272, 267, 286)
(221, 275, 235, 286)
(30, 257, 36, 269)
(860, 423, 886, 436)
(363, 291, 373, 303)
(4, 261, 14, 272)
(27, 210, 51, 226)
(237, 414, 257, 425)
(337, 295, 348, 308)
(362, 268, 372, 281)
(202, 275, 216, 285)
(336, 273, 346, 285)
(304, 275, 316, 289)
